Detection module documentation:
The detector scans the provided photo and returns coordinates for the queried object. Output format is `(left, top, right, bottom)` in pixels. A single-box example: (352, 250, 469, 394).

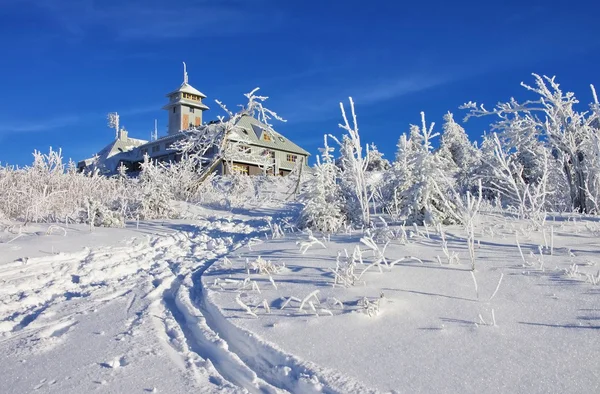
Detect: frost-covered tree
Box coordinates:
(137, 154, 174, 219)
(383, 113, 459, 225)
(329, 98, 370, 226)
(298, 136, 346, 232)
(403, 113, 459, 224)
(382, 134, 416, 218)
(583, 86, 600, 213)
(365, 144, 390, 172)
(438, 112, 480, 193)
(463, 74, 600, 213)
(479, 132, 554, 219)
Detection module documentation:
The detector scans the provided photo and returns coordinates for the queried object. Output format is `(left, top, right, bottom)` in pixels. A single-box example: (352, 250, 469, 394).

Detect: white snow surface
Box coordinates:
(2, 203, 599, 393)
(203, 214, 600, 394)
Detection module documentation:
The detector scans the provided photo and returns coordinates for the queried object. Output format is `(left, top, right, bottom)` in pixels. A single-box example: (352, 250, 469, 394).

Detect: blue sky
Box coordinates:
(1, 0, 599, 166)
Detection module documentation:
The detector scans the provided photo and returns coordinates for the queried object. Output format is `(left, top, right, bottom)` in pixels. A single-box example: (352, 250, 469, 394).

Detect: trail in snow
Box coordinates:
(1, 208, 374, 393)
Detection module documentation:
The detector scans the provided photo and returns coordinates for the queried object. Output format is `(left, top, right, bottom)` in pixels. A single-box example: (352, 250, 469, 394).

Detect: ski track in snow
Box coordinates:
(0, 212, 373, 393)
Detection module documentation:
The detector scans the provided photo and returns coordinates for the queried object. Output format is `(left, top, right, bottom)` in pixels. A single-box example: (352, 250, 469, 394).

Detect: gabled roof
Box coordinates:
(230, 115, 310, 156)
(166, 82, 207, 98)
(96, 136, 148, 159)
(79, 135, 148, 174)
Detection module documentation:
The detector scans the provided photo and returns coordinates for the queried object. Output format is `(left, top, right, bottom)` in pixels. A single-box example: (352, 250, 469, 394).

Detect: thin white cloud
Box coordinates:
(0, 115, 80, 134)
(358, 74, 450, 105)
(0, 103, 161, 136)
(279, 73, 452, 123)
(14, 0, 282, 41)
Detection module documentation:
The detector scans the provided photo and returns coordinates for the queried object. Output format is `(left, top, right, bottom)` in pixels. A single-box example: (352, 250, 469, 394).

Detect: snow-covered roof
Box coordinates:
(162, 97, 209, 111)
(229, 115, 310, 156)
(166, 83, 207, 99)
(80, 135, 148, 174)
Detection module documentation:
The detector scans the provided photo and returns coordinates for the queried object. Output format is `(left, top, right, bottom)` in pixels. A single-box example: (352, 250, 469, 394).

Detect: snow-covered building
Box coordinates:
(78, 65, 309, 176)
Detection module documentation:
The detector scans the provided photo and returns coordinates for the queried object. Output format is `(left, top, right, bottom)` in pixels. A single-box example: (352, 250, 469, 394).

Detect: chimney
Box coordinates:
(118, 127, 128, 140)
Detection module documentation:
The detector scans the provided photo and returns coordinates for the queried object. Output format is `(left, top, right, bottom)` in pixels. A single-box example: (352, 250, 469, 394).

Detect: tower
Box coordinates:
(163, 62, 209, 135)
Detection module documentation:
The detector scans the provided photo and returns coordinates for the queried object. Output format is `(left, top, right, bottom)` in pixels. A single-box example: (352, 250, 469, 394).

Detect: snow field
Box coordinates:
(0, 214, 267, 393)
(204, 213, 600, 393)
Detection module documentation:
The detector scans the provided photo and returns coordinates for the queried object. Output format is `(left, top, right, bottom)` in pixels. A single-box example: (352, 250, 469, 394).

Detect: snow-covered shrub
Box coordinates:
(296, 229, 327, 254)
(382, 112, 460, 225)
(245, 256, 285, 275)
(137, 155, 175, 219)
(81, 198, 125, 228)
(330, 98, 370, 226)
(331, 249, 361, 288)
(298, 136, 346, 233)
(0, 148, 133, 226)
(358, 294, 383, 317)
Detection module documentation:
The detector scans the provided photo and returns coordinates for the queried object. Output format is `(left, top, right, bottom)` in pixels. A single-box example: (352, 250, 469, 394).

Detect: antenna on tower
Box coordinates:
(152, 119, 158, 141)
(183, 61, 188, 84)
(107, 112, 120, 139)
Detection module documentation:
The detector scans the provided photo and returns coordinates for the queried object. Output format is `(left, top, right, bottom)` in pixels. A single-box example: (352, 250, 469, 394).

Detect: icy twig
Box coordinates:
(488, 273, 504, 302)
(471, 271, 479, 300)
(236, 295, 257, 318)
(299, 290, 321, 312)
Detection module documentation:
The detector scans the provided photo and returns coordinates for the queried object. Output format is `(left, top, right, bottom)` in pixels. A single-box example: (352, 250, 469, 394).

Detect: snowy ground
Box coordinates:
(204, 213, 600, 393)
(0, 203, 299, 393)
(1, 205, 599, 393)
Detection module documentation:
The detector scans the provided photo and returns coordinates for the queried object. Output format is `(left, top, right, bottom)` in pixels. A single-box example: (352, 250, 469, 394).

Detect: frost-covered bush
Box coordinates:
(330, 98, 370, 226)
(137, 155, 175, 220)
(298, 136, 346, 233)
(382, 113, 460, 225)
(0, 149, 130, 225)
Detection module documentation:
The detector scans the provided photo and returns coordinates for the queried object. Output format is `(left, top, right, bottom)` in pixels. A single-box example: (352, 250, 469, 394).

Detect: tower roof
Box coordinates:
(165, 62, 207, 98)
(165, 82, 207, 99)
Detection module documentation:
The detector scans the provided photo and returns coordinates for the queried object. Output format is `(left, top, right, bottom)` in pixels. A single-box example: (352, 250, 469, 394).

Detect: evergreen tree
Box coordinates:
(438, 112, 480, 193)
(365, 144, 391, 172)
(298, 136, 346, 232)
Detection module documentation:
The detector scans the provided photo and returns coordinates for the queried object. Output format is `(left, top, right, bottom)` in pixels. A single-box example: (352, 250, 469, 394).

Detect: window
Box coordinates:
(286, 154, 297, 163)
(232, 163, 249, 175)
(173, 107, 176, 113)
(141, 148, 148, 156)
(189, 107, 195, 113)
(152, 145, 160, 153)
(263, 133, 272, 141)
(278, 136, 285, 142)
(182, 93, 199, 101)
